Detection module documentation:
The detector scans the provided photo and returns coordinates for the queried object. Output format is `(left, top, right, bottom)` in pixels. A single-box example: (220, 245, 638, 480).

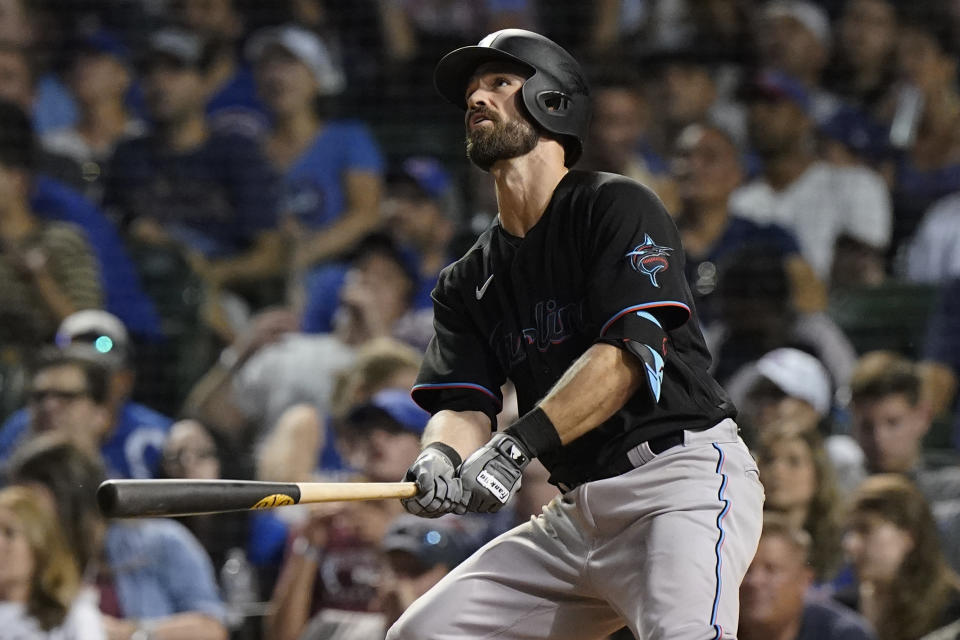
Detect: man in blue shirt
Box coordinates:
(0, 310, 172, 478)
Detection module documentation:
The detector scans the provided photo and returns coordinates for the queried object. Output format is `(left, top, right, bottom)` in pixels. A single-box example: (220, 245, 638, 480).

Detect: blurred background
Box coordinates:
(0, 1, 960, 639)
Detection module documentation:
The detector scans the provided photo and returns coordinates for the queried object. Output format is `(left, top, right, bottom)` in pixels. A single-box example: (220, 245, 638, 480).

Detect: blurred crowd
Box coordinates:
(0, 0, 959, 638)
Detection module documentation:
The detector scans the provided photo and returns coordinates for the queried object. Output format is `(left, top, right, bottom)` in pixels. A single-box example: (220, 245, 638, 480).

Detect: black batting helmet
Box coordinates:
(434, 29, 590, 167)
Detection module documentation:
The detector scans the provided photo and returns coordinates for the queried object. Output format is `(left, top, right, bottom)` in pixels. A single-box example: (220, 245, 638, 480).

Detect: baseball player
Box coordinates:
(391, 30, 764, 640)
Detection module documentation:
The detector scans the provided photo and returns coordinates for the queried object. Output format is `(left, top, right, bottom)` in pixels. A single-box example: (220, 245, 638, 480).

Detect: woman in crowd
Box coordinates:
(755, 418, 845, 583)
(839, 474, 960, 640)
(0, 485, 104, 638)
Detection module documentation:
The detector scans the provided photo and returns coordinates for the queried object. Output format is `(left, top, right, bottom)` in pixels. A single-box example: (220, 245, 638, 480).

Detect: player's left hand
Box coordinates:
(459, 432, 531, 513)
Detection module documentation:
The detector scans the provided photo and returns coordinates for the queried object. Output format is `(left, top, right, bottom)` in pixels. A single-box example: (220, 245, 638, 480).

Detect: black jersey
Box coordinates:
(412, 171, 735, 487)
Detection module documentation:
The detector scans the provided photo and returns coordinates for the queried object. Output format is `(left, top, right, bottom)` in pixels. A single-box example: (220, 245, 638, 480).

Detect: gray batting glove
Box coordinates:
(459, 432, 531, 513)
(401, 442, 467, 518)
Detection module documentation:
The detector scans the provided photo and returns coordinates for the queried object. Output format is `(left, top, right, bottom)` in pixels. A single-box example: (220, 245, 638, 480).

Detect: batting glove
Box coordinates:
(401, 442, 467, 518)
(459, 432, 532, 513)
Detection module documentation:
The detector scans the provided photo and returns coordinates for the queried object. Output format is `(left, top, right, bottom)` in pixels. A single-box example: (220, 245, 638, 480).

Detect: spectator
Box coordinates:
(247, 24, 383, 311)
(183, 233, 430, 450)
(670, 123, 824, 327)
(848, 351, 960, 570)
(173, 0, 270, 138)
(41, 30, 146, 204)
(755, 419, 846, 582)
(374, 515, 472, 633)
(740, 513, 877, 640)
(160, 419, 251, 615)
(825, 0, 898, 117)
(726, 347, 866, 493)
(0, 310, 174, 479)
(882, 5, 960, 257)
(837, 474, 960, 640)
(256, 337, 424, 484)
(104, 28, 282, 341)
(579, 70, 676, 211)
(306, 155, 459, 332)
(905, 191, 960, 284)
(0, 100, 102, 355)
(646, 45, 748, 150)
(6, 434, 229, 640)
(755, 0, 842, 124)
(265, 389, 427, 640)
(705, 245, 857, 389)
(0, 485, 105, 639)
(731, 70, 892, 287)
(0, 44, 85, 190)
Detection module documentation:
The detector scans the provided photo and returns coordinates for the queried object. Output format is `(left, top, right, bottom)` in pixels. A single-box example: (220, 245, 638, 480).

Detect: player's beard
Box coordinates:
(466, 112, 539, 171)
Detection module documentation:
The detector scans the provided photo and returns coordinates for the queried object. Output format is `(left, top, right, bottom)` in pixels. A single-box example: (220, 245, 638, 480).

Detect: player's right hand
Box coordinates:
(401, 442, 467, 518)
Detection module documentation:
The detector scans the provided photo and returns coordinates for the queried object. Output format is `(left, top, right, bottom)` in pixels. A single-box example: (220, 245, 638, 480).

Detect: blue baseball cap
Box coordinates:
(381, 514, 470, 569)
(388, 156, 452, 201)
(740, 70, 811, 114)
(347, 388, 430, 434)
(74, 29, 130, 63)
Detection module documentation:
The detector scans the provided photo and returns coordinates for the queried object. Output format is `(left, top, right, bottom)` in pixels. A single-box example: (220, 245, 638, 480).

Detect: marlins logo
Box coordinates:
(626, 234, 673, 287)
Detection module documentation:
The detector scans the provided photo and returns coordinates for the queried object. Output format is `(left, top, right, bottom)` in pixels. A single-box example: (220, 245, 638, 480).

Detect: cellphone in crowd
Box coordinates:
(889, 84, 925, 149)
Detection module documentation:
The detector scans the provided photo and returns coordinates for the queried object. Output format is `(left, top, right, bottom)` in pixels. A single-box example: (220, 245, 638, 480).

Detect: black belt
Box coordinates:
(556, 430, 686, 493)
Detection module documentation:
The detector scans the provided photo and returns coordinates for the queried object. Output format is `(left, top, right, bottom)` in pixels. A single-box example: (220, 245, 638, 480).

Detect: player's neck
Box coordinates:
(491, 143, 567, 237)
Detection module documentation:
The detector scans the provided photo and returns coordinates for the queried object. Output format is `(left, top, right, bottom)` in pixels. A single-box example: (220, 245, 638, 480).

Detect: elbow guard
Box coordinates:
(623, 311, 666, 403)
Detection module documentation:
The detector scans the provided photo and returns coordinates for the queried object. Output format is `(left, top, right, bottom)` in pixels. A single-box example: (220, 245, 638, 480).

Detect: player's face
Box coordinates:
(851, 394, 928, 473)
(463, 63, 538, 170)
(739, 535, 811, 628)
(757, 437, 816, 513)
(842, 511, 913, 584)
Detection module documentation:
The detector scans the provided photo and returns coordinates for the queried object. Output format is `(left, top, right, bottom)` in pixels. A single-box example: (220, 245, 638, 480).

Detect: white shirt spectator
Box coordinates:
(730, 161, 892, 279)
(0, 587, 105, 639)
(232, 333, 357, 432)
(906, 192, 960, 284)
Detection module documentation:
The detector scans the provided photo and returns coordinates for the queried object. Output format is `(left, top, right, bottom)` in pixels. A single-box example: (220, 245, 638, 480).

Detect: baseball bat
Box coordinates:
(97, 479, 419, 518)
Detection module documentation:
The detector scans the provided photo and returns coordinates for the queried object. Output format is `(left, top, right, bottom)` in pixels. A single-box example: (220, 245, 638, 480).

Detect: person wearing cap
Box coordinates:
(730, 69, 892, 287)
(756, 0, 843, 126)
(0, 310, 174, 479)
(40, 30, 146, 204)
(172, 0, 270, 139)
(377, 515, 472, 631)
(248, 24, 384, 307)
(265, 389, 429, 640)
(669, 122, 825, 328)
(104, 27, 282, 341)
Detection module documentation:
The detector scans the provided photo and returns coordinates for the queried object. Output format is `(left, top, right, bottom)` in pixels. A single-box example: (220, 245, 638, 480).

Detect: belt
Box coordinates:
(556, 430, 686, 493)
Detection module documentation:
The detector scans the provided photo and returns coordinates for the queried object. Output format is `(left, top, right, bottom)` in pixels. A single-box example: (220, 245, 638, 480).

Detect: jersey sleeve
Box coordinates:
(584, 179, 694, 347)
(411, 271, 504, 426)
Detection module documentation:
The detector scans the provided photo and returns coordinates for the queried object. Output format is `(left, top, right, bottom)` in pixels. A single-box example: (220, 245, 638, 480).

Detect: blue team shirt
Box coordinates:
(0, 401, 173, 479)
(30, 176, 163, 339)
(106, 132, 280, 258)
(279, 120, 384, 229)
(206, 65, 270, 140)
